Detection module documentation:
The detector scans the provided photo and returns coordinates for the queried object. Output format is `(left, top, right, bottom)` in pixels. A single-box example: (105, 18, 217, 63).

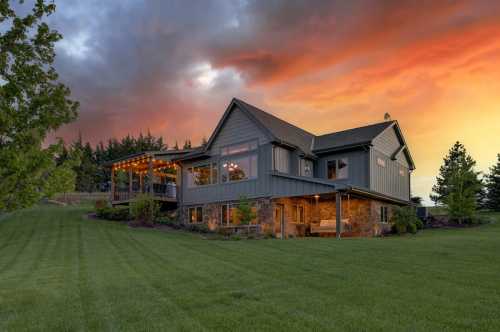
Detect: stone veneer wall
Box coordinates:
(180, 198, 274, 233)
(180, 195, 399, 237)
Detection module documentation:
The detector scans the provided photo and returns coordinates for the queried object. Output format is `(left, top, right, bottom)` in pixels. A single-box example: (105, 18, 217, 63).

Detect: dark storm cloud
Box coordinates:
(48, 0, 247, 144)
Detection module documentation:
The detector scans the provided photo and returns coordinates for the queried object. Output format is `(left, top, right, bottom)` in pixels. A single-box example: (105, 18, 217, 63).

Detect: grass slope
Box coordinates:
(0, 205, 499, 331)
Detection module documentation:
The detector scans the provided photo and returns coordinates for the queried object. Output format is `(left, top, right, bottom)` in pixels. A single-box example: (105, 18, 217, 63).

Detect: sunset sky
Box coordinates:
(37, 0, 500, 204)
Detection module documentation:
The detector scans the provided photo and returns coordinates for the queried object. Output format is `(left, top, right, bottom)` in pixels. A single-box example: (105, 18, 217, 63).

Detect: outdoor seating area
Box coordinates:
(108, 150, 189, 205)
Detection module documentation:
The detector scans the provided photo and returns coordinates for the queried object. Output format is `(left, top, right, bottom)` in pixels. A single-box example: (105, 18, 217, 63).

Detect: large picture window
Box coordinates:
(273, 146, 290, 173)
(221, 203, 257, 225)
(189, 206, 203, 223)
(187, 163, 217, 187)
(221, 141, 258, 156)
(327, 158, 348, 180)
(221, 155, 258, 182)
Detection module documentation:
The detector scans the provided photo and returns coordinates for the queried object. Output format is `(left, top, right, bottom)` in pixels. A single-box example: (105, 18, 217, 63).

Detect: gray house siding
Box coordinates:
(370, 148, 410, 201)
(269, 174, 338, 198)
(208, 106, 269, 156)
(316, 150, 370, 189)
(373, 126, 410, 167)
(181, 107, 274, 205)
(369, 125, 411, 201)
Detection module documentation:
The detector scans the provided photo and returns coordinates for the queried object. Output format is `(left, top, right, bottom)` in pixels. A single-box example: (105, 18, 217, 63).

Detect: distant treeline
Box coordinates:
(57, 132, 195, 192)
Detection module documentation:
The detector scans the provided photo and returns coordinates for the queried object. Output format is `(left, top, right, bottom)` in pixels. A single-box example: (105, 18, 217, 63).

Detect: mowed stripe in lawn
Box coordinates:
(0, 205, 499, 331)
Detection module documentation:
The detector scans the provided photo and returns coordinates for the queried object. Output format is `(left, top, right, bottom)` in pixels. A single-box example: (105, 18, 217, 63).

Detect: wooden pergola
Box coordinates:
(107, 150, 189, 205)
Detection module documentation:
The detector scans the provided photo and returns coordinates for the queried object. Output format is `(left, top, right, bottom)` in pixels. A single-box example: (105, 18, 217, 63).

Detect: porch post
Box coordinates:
(128, 167, 133, 198)
(148, 157, 154, 195)
(139, 173, 143, 193)
(336, 192, 342, 239)
(110, 167, 115, 202)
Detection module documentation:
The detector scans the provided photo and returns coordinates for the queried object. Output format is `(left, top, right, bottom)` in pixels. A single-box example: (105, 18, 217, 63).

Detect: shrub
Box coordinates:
(130, 194, 160, 227)
(415, 218, 424, 230)
(391, 207, 421, 235)
(96, 206, 130, 221)
(186, 223, 210, 233)
(157, 215, 183, 229)
(95, 199, 108, 210)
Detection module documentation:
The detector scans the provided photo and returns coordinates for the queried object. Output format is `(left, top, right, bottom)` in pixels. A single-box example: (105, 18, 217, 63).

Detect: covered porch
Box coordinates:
(271, 189, 401, 239)
(108, 151, 184, 205)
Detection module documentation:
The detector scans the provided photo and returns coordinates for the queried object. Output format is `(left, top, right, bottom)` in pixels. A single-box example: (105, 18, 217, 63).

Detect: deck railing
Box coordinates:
(112, 183, 176, 202)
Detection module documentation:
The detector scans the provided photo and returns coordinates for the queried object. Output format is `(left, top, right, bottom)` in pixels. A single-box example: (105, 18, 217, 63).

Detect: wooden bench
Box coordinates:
(310, 219, 351, 234)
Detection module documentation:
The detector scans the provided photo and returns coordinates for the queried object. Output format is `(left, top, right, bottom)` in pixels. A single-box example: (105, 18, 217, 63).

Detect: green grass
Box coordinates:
(1, 206, 499, 331)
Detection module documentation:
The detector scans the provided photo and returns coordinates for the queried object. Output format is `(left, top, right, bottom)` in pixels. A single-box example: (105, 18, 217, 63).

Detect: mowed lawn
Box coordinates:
(1, 206, 500, 331)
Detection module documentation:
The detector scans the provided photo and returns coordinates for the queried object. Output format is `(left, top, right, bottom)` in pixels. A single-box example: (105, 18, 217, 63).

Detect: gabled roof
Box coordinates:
(195, 98, 415, 169)
(234, 99, 316, 156)
(313, 121, 394, 153)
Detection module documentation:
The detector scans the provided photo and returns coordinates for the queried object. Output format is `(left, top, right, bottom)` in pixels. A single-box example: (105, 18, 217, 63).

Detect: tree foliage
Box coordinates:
(485, 154, 500, 211)
(235, 196, 256, 225)
(430, 142, 482, 222)
(0, 0, 79, 211)
(61, 131, 174, 192)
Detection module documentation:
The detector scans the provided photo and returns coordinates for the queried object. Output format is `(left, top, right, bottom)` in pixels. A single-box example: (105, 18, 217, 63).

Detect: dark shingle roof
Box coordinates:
(234, 99, 316, 155)
(313, 121, 394, 152)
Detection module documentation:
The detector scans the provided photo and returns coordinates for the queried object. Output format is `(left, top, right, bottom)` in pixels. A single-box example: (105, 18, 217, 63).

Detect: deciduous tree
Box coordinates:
(0, 0, 79, 211)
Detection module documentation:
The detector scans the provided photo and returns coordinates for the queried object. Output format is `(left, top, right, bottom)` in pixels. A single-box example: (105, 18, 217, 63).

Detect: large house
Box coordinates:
(108, 98, 415, 238)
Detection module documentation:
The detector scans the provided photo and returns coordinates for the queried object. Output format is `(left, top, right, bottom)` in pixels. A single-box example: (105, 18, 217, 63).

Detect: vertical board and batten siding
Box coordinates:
(269, 176, 336, 198)
(372, 126, 410, 167)
(181, 107, 273, 205)
(315, 150, 370, 189)
(370, 125, 410, 201)
(207, 106, 269, 156)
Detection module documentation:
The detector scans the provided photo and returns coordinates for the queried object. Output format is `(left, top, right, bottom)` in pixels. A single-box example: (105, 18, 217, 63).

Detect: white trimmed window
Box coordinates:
(327, 158, 349, 180)
(292, 205, 305, 223)
(187, 163, 217, 187)
(221, 141, 258, 156)
(273, 146, 290, 173)
(380, 206, 388, 223)
(188, 206, 203, 223)
(221, 155, 258, 182)
(221, 203, 257, 225)
(299, 158, 313, 177)
(377, 157, 386, 168)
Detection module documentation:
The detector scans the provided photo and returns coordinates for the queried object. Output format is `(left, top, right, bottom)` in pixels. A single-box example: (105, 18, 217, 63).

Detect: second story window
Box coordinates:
(221, 140, 258, 156)
(187, 163, 218, 187)
(273, 146, 290, 173)
(327, 158, 348, 180)
(299, 158, 313, 177)
(222, 155, 258, 182)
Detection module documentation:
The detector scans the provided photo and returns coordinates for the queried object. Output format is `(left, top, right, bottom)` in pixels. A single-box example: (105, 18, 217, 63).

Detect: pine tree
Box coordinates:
(183, 139, 192, 149)
(430, 141, 482, 222)
(485, 154, 500, 211)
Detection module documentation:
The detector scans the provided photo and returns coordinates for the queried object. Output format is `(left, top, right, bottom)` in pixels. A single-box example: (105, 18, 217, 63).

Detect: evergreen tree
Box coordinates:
(183, 139, 192, 149)
(0, 0, 79, 211)
(485, 154, 500, 211)
(173, 141, 179, 150)
(201, 136, 208, 147)
(430, 141, 482, 222)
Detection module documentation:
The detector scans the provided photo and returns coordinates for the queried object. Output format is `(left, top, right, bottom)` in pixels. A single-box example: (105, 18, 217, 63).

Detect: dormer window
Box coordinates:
(327, 158, 348, 180)
(299, 158, 313, 177)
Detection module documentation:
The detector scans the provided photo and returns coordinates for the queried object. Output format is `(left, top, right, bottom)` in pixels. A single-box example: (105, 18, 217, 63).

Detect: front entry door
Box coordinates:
(274, 204, 285, 239)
